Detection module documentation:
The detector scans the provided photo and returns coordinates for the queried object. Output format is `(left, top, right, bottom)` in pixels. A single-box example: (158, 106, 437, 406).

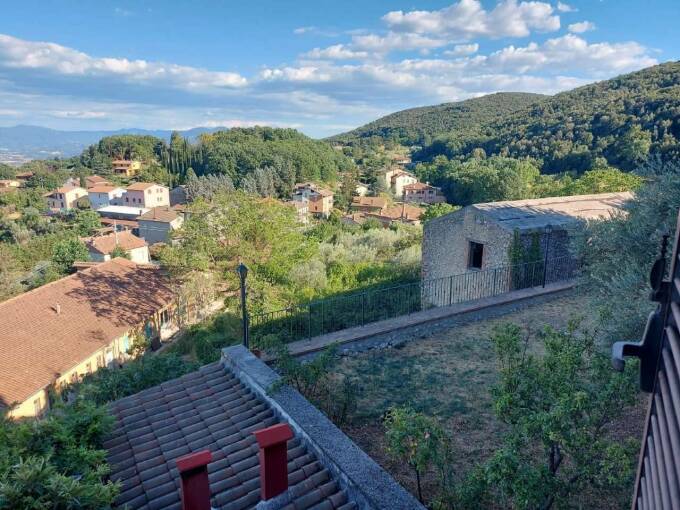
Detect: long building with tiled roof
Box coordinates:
(0, 258, 176, 418)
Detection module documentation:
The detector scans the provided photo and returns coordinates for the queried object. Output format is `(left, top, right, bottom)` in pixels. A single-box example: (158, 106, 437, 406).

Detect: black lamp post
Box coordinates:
(542, 224, 553, 287)
(236, 263, 249, 349)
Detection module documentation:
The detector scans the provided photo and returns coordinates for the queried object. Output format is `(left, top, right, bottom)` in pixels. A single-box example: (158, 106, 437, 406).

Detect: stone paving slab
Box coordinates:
(263, 281, 575, 361)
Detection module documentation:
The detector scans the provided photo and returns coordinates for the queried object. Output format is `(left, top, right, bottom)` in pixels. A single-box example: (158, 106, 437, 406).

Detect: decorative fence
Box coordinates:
(249, 256, 579, 347)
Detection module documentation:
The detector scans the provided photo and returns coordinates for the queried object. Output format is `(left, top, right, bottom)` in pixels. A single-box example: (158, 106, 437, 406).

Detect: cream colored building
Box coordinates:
(124, 182, 170, 208)
(85, 231, 150, 264)
(46, 186, 88, 211)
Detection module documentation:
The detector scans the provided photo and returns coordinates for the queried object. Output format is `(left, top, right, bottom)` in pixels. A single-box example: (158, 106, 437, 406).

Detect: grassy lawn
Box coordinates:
(330, 291, 646, 506)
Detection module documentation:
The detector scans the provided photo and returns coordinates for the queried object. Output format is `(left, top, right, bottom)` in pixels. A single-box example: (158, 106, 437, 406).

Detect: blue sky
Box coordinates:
(0, 0, 678, 137)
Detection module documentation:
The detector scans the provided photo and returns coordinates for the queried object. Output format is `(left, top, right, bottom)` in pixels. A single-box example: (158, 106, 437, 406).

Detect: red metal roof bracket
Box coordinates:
(176, 450, 213, 510)
(253, 423, 294, 500)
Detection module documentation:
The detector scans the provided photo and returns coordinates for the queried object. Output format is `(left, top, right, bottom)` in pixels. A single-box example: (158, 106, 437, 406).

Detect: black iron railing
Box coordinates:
(250, 256, 580, 347)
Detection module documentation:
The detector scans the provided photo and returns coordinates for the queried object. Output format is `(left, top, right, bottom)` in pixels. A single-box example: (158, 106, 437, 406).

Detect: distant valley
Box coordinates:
(0, 125, 229, 164)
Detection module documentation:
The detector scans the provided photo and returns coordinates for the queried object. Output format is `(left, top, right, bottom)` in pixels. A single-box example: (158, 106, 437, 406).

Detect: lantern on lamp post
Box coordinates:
(236, 263, 250, 349)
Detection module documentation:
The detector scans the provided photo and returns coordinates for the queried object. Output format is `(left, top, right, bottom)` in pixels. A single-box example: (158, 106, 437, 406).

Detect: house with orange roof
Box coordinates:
(403, 182, 446, 204)
(351, 196, 388, 214)
(137, 206, 184, 244)
(85, 174, 110, 188)
(45, 185, 88, 211)
(0, 258, 178, 418)
(88, 184, 126, 209)
(84, 231, 150, 263)
(292, 182, 334, 218)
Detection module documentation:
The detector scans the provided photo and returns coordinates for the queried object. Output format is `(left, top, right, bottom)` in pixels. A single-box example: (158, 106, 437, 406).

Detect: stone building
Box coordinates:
(422, 192, 632, 283)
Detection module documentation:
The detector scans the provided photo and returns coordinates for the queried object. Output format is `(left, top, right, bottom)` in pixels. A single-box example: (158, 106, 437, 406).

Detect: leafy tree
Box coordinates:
(185, 173, 235, 201)
(615, 125, 652, 169)
(578, 159, 680, 339)
(110, 245, 130, 259)
(384, 406, 452, 504)
(457, 322, 638, 509)
(73, 209, 101, 236)
(51, 238, 89, 273)
(421, 203, 460, 222)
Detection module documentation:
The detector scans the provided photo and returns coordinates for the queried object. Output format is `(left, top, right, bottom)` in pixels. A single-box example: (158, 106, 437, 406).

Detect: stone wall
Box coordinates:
(422, 207, 512, 281)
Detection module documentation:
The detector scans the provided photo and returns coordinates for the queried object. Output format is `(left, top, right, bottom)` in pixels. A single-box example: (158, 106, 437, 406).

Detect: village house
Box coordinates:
(292, 182, 334, 218)
(289, 200, 309, 224)
(137, 206, 184, 244)
(403, 182, 446, 204)
(367, 203, 424, 227)
(14, 171, 33, 186)
(0, 258, 178, 418)
(112, 159, 142, 177)
(45, 185, 88, 211)
(88, 184, 126, 210)
(124, 182, 170, 208)
(380, 168, 418, 197)
(422, 192, 632, 282)
(169, 184, 188, 205)
(85, 174, 110, 188)
(84, 231, 150, 264)
(351, 195, 388, 214)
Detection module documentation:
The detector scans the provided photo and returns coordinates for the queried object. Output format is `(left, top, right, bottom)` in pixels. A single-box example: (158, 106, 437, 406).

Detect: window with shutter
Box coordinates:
(613, 211, 680, 509)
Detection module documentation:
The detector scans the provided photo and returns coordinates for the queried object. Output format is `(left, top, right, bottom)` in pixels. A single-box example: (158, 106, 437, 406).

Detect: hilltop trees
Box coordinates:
(79, 127, 354, 197)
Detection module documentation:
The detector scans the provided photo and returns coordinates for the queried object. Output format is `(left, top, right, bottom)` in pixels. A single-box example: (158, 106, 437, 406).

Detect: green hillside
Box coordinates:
(330, 92, 547, 146)
(80, 127, 354, 189)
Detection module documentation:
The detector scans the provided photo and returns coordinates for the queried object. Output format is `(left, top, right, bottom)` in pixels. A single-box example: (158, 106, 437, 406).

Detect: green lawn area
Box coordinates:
(329, 291, 646, 506)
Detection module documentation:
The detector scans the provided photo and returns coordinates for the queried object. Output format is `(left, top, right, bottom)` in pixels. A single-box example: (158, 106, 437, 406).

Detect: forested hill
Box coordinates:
(424, 61, 680, 173)
(80, 127, 353, 188)
(329, 92, 547, 146)
(336, 62, 680, 174)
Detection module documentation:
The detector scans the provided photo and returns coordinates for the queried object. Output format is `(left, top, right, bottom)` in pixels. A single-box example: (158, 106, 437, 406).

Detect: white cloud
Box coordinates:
(50, 110, 108, 119)
(444, 43, 480, 56)
(350, 32, 447, 53)
(568, 21, 596, 33)
(294, 26, 315, 35)
(382, 0, 560, 41)
(557, 2, 577, 13)
(305, 44, 369, 60)
(481, 34, 655, 75)
(0, 34, 247, 91)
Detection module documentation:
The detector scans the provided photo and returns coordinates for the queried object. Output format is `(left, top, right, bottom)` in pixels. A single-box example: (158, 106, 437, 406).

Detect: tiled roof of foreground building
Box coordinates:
(104, 346, 423, 510)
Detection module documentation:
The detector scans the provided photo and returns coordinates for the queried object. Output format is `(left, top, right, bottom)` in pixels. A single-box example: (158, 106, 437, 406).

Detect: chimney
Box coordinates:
(175, 450, 213, 510)
(55, 303, 61, 315)
(253, 423, 294, 500)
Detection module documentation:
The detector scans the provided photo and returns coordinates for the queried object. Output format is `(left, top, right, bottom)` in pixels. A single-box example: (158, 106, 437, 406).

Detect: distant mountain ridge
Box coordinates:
(0, 125, 229, 161)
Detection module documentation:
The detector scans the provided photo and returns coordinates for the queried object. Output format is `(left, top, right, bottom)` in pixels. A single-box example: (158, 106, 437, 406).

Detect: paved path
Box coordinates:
(262, 280, 574, 360)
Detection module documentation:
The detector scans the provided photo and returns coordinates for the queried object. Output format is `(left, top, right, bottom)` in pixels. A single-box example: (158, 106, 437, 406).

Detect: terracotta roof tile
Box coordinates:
(351, 196, 387, 209)
(105, 362, 354, 509)
(138, 206, 179, 222)
(127, 182, 157, 191)
(85, 231, 147, 255)
(88, 185, 120, 193)
(0, 259, 174, 407)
